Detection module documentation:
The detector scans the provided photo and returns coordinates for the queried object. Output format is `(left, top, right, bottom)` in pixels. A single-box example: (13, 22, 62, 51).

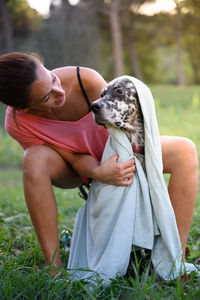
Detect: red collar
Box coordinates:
(132, 145, 144, 154)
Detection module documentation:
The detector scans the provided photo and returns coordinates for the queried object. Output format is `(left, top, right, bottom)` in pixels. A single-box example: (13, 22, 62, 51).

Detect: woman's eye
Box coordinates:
(52, 74, 57, 83)
(44, 94, 50, 102)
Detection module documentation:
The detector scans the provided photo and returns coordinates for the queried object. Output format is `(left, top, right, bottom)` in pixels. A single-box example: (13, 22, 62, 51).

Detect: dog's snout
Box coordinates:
(91, 101, 102, 113)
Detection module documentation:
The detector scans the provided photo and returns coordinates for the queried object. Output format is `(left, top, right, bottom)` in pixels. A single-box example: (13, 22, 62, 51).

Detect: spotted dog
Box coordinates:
(91, 77, 145, 170)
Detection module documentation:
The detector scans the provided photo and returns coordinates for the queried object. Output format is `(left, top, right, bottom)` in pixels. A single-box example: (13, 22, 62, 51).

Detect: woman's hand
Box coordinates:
(93, 155, 135, 186)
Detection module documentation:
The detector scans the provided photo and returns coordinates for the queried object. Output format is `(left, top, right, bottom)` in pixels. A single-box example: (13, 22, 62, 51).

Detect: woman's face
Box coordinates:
(27, 62, 66, 114)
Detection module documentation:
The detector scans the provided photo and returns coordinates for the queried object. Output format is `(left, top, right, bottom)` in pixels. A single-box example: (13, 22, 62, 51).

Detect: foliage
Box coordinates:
(124, 14, 159, 82)
(7, 0, 42, 35)
(181, 0, 200, 84)
(1, 0, 200, 84)
(0, 0, 42, 53)
(33, 0, 100, 70)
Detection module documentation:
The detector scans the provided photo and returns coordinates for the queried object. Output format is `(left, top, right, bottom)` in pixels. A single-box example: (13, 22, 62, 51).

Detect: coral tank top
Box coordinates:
(5, 107, 109, 183)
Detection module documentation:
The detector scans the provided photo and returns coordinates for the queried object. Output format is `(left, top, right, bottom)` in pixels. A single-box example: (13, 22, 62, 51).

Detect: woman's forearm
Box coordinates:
(71, 153, 135, 186)
(70, 154, 100, 180)
(44, 143, 135, 186)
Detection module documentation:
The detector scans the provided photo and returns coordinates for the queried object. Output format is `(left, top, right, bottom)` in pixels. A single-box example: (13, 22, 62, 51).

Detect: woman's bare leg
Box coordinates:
(161, 136, 198, 258)
(23, 137, 198, 266)
(22, 145, 82, 267)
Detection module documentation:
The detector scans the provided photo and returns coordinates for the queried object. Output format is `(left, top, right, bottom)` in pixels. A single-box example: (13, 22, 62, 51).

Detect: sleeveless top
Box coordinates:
(5, 66, 109, 183)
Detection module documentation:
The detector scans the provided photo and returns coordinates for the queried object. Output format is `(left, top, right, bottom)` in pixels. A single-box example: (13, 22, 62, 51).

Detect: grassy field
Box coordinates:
(1, 85, 200, 299)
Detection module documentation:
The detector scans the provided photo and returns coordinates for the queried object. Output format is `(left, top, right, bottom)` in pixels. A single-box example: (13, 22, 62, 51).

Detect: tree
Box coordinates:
(122, 1, 147, 80)
(94, 0, 156, 79)
(124, 18, 143, 80)
(0, 0, 42, 54)
(0, 0, 13, 52)
(35, 0, 100, 69)
(109, 0, 124, 76)
(174, 0, 185, 86)
(181, 0, 200, 83)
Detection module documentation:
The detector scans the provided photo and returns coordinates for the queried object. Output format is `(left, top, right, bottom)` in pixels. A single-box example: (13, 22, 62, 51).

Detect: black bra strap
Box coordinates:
(76, 66, 92, 111)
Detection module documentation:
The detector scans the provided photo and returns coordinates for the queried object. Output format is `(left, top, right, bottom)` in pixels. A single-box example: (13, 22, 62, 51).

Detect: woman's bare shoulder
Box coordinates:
(78, 67, 107, 102)
(52, 66, 107, 101)
(51, 66, 76, 80)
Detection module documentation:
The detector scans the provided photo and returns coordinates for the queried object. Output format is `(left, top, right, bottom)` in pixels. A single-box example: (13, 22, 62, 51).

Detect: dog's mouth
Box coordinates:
(94, 116, 111, 129)
(94, 116, 124, 131)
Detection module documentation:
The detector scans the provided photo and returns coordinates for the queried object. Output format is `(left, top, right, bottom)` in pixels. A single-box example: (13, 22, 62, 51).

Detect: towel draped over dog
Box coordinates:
(67, 76, 198, 283)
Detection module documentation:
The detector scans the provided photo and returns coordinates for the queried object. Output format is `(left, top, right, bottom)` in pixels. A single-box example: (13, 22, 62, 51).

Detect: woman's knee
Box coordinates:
(162, 136, 198, 174)
(174, 137, 198, 171)
(22, 145, 82, 188)
(22, 145, 60, 180)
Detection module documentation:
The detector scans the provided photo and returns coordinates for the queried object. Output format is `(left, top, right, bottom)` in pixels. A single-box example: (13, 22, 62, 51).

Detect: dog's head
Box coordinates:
(91, 78, 141, 132)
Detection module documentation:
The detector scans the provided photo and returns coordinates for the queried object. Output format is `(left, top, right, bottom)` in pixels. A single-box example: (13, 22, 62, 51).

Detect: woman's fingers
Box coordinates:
(117, 159, 136, 175)
(96, 155, 136, 186)
(110, 156, 135, 185)
(121, 177, 133, 186)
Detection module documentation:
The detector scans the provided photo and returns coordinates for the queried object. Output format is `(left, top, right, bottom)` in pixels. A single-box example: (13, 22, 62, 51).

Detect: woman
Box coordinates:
(1, 52, 198, 269)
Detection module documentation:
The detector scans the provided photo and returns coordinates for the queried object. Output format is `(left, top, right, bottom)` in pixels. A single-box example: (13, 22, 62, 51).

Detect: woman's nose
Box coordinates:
(53, 86, 65, 96)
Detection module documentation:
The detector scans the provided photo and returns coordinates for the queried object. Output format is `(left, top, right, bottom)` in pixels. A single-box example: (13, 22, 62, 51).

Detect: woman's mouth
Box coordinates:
(56, 94, 66, 106)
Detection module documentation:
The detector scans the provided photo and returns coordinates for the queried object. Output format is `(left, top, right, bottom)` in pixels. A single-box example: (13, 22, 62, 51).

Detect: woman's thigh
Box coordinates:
(23, 145, 83, 189)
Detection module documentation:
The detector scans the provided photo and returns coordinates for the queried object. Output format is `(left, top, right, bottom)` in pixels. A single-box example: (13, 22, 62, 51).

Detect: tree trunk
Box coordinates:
(0, 0, 14, 52)
(176, 35, 185, 86)
(175, 0, 185, 86)
(126, 26, 143, 80)
(128, 40, 143, 80)
(109, 0, 124, 77)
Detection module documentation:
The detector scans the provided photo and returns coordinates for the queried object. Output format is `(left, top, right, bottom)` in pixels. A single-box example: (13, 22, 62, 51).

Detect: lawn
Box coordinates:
(1, 85, 200, 299)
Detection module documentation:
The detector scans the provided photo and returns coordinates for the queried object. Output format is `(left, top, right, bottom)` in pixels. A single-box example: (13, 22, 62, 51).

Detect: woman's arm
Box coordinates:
(71, 152, 135, 186)
(45, 143, 135, 186)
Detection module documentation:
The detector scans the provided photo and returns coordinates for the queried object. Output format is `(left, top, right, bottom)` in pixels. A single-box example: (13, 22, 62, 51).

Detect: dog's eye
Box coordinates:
(115, 88, 123, 95)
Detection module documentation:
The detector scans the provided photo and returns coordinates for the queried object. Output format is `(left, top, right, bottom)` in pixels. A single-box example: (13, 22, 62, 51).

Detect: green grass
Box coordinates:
(1, 85, 200, 299)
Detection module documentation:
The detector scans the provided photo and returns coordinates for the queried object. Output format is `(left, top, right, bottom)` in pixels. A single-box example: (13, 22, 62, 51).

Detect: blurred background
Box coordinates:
(0, 0, 199, 84)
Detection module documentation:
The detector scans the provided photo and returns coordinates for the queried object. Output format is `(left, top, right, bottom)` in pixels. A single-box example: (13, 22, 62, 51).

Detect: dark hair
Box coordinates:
(0, 52, 40, 109)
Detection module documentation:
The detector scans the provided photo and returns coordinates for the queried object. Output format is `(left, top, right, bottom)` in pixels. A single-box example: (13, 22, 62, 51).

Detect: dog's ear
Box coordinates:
(127, 82, 138, 100)
(124, 79, 137, 93)
(125, 81, 134, 89)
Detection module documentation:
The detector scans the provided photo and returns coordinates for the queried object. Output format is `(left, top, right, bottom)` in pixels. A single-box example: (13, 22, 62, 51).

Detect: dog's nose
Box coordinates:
(91, 101, 102, 113)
